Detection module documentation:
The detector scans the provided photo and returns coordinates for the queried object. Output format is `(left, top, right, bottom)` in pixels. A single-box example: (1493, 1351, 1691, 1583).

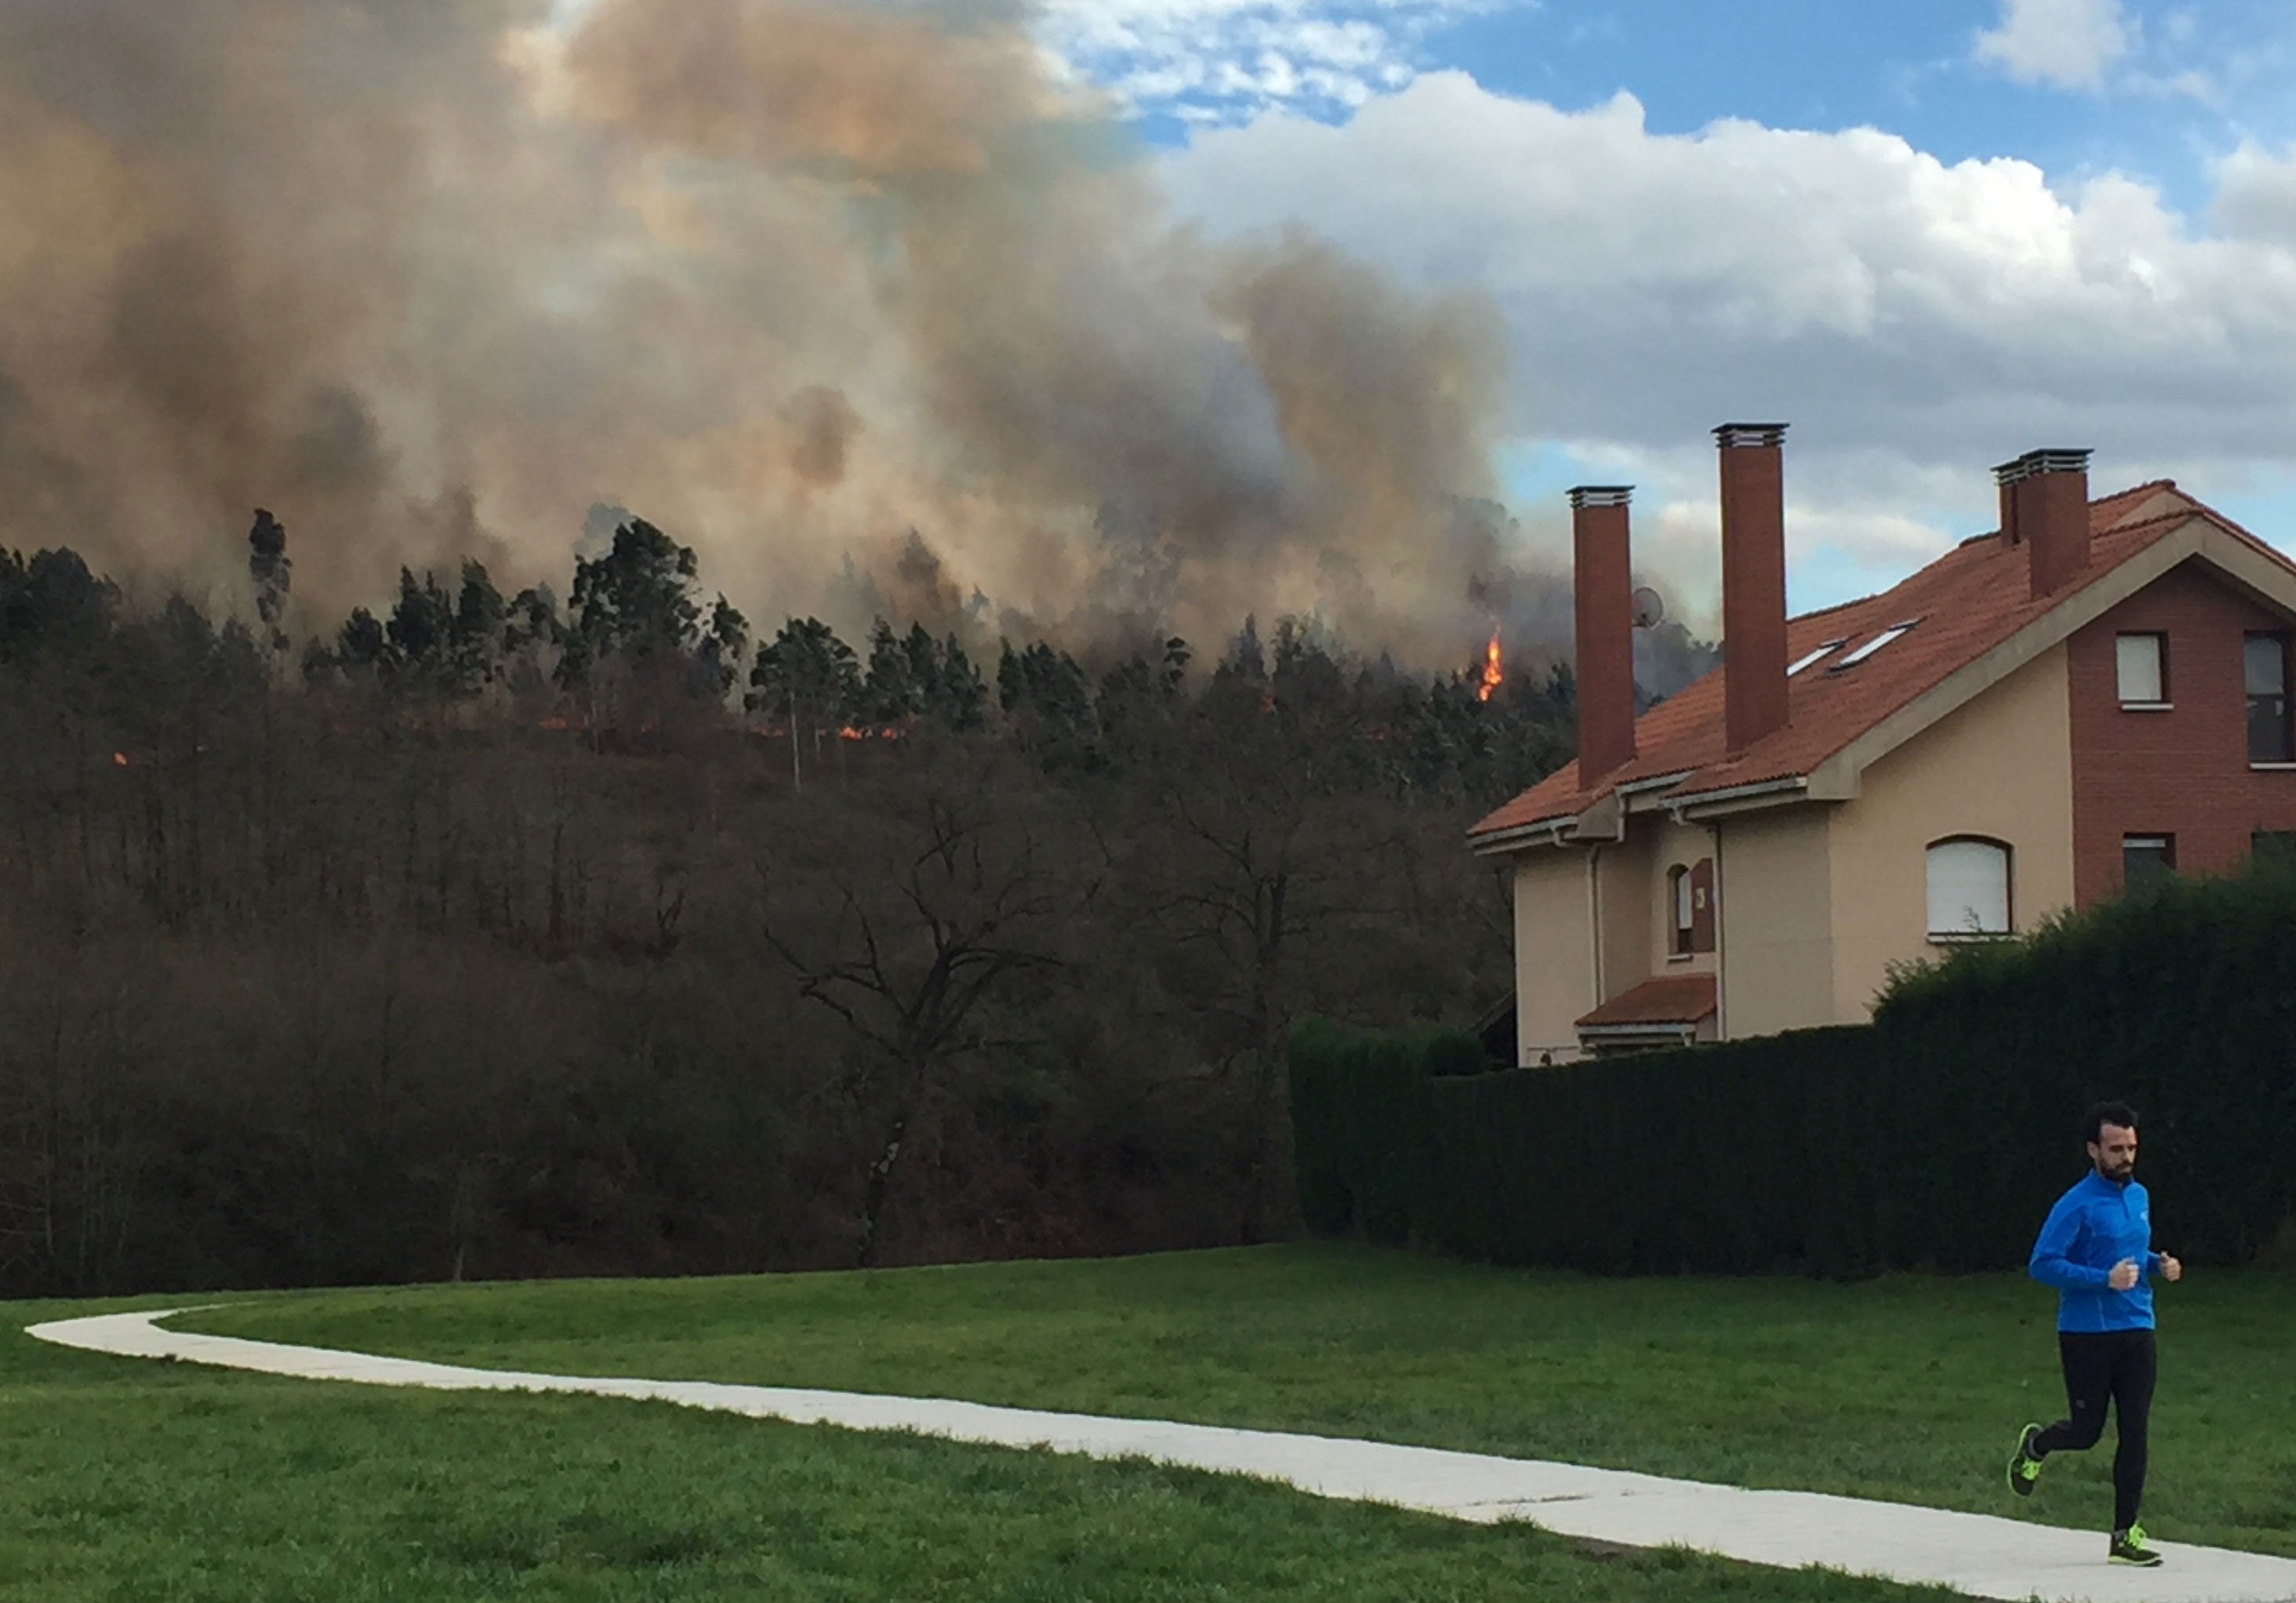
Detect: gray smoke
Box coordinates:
(0, 0, 1569, 671)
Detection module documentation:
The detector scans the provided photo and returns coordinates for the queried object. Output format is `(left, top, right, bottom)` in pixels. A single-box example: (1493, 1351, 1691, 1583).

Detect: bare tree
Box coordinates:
(757, 773, 1089, 1266)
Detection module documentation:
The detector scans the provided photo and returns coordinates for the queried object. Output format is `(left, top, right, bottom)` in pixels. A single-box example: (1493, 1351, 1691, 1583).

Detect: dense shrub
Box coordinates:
(1873, 854, 2296, 1271)
(1287, 1018, 1487, 1245)
(1430, 1027, 1880, 1277)
(1296, 856, 2296, 1275)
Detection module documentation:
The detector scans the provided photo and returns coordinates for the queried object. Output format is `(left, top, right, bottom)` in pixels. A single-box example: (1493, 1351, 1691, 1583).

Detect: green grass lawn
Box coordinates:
(2, 1287, 1960, 1603)
(6, 1244, 2289, 1600)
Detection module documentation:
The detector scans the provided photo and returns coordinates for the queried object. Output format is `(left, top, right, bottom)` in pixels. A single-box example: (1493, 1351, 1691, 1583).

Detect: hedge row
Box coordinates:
(1431, 1026, 1882, 1276)
(1294, 856, 2296, 1274)
(1288, 1017, 1486, 1245)
(1873, 855, 2296, 1271)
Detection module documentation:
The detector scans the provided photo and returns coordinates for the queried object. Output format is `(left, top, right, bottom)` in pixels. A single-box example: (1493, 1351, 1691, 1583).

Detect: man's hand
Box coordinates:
(2160, 1254, 2182, 1283)
(2109, 1259, 2141, 1291)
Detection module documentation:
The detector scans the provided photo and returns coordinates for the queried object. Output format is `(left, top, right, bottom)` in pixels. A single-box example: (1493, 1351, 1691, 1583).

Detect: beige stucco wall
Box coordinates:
(1826, 642, 2075, 1018)
(1513, 848, 1593, 1064)
(1594, 834, 1655, 1004)
(1714, 806, 1836, 1038)
(1508, 820, 1724, 1063)
(1640, 816, 1720, 981)
(1502, 642, 2073, 1054)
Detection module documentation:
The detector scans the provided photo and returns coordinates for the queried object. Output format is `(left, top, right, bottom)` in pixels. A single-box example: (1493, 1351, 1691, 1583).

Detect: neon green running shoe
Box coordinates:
(2109, 1525, 2163, 1566)
(2006, 1423, 2043, 1497)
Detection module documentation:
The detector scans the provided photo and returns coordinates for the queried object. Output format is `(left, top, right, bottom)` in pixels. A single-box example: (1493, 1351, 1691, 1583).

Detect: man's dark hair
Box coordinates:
(2084, 1101, 2140, 1143)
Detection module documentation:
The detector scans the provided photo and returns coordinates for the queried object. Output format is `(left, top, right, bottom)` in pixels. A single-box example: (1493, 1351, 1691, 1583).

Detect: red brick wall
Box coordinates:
(2067, 561, 2296, 907)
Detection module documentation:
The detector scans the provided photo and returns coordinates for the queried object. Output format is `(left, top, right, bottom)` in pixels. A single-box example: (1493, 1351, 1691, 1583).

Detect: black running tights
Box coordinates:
(2033, 1329, 2156, 1532)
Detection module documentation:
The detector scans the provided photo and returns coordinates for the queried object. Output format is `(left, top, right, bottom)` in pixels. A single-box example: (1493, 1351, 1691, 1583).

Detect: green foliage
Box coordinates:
(246, 509, 291, 652)
(1299, 859, 2296, 1277)
(997, 638, 1100, 769)
(861, 616, 919, 723)
(1287, 1018, 1488, 1245)
(559, 518, 706, 689)
(1872, 852, 2296, 1270)
(319, 559, 517, 700)
(694, 594, 749, 699)
(749, 615, 863, 743)
(0, 547, 118, 666)
(1429, 1027, 1882, 1278)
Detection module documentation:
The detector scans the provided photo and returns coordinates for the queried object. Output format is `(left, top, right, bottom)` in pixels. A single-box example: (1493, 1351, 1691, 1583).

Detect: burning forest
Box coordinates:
(0, 0, 1717, 687)
(0, 0, 1716, 1299)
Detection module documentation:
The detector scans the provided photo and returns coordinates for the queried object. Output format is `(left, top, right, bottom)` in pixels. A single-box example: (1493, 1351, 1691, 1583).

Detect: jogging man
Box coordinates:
(2006, 1102, 2182, 1567)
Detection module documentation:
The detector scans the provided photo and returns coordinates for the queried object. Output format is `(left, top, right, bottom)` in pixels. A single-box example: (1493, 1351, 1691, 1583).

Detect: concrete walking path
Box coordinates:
(26, 1309, 2296, 1603)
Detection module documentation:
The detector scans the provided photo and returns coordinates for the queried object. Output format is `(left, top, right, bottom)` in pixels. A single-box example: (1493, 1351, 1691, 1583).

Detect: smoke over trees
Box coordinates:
(0, 0, 1641, 678)
(0, 0, 1724, 1296)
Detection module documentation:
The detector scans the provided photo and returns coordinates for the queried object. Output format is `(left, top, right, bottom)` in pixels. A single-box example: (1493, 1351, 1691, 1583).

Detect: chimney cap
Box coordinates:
(1993, 448, 2093, 487)
(1714, 423, 1789, 449)
(1567, 485, 1634, 508)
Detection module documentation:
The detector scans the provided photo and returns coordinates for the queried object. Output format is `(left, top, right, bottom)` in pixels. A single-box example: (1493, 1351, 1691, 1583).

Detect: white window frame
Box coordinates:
(2116, 632, 2168, 708)
(1831, 619, 1922, 671)
(1789, 639, 1848, 675)
(1927, 838, 2012, 941)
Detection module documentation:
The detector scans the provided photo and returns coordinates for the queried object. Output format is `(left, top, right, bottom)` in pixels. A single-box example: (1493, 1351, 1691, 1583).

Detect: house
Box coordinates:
(1468, 425, 2296, 1063)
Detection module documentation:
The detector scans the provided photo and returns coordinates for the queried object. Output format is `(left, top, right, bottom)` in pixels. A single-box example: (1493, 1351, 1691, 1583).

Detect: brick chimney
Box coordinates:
(1569, 485, 1637, 781)
(1717, 423, 1789, 755)
(1994, 449, 2093, 599)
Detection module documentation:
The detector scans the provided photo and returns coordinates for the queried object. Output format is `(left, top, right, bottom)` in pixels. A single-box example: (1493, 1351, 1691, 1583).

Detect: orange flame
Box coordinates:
(112, 751, 129, 768)
(1477, 624, 1504, 703)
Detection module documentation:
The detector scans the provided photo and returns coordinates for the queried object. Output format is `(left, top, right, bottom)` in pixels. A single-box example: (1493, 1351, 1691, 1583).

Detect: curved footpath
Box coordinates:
(27, 1310, 2296, 1603)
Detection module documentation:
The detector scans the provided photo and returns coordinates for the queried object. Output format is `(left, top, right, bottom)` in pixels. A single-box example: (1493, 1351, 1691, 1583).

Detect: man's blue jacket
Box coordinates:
(2029, 1170, 2163, 1332)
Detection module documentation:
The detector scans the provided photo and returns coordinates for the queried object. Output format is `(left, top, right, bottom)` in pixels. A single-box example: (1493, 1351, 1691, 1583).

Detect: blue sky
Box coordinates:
(1038, 0, 2296, 617)
(1063, 0, 2296, 195)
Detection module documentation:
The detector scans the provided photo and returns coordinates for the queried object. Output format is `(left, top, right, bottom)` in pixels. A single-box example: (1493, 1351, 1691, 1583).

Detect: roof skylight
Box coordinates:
(1789, 640, 1848, 675)
(1830, 620, 1923, 671)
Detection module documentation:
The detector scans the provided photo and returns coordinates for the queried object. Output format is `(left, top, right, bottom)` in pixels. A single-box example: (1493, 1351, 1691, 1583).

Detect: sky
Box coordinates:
(1029, 0, 2296, 617)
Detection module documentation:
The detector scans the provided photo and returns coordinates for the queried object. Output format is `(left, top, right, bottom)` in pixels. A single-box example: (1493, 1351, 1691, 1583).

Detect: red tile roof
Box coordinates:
(1576, 973, 1717, 1029)
(1471, 483, 2287, 841)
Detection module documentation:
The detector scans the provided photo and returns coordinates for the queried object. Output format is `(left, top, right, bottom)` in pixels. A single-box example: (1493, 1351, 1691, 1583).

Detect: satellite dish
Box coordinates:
(1631, 587, 1666, 630)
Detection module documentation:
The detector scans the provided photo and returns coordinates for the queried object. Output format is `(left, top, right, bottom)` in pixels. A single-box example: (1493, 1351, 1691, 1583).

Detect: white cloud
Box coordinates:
(1037, 0, 1516, 122)
(2214, 142, 2296, 243)
(1163, 75, 2296, 596)
(1974, 0, 2129, 90)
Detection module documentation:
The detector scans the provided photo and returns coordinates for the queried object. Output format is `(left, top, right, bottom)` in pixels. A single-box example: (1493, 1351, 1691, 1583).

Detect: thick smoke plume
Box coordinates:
(0, 0, 1573, 670)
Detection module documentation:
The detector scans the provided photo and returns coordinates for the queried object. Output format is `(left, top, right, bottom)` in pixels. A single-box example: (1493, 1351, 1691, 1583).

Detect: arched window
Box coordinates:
(1666, 860, 1714, 955)
(1927, 838, 2012, 938)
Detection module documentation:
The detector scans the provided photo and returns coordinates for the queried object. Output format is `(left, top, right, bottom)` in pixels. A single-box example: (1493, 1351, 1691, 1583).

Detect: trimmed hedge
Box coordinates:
(1431, 1027, 1881, 1277)
(1287, 1017, 1487, 1246)
(1873, 856, 2296, 1272)
(1295, 856, 2296, 1274)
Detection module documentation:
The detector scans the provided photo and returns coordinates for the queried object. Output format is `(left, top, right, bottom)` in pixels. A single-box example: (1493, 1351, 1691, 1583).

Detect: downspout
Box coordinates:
(1587, 844, 1604, 1015)
(1711, 822, 1728, 1041)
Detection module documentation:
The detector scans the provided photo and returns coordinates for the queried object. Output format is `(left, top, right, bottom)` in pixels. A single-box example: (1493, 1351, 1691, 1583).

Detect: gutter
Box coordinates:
(1467, 816, 1578, 856)
(1469, 762, 1708, 849)
(1575, 1021, 1702, 1045)
(1470, 769, 1698, 856)
(1667, 774, 1811, 821)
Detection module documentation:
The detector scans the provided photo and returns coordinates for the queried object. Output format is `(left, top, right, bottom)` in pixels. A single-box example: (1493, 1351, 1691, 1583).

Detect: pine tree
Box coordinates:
(247, 510, 292, 655)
